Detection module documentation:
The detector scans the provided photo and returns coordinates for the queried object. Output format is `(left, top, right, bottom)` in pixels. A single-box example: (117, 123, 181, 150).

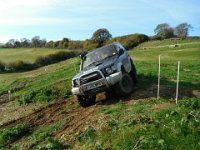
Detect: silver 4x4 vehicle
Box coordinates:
(71, 42, 138, 106)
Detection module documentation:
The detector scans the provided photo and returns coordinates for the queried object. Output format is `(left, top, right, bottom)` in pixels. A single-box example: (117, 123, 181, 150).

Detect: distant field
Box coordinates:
(0, 48, 68, 63)
(131, 43, 200, 61)
(137, 38, 200, 48)
(130, 42, 200, 91)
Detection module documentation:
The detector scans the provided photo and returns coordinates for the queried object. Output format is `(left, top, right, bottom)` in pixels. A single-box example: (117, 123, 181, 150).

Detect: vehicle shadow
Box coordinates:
(97, 73, 199, 105)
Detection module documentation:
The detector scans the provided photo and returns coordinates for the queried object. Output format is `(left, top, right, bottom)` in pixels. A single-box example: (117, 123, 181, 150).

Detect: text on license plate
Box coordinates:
(86, 82, 103, 90)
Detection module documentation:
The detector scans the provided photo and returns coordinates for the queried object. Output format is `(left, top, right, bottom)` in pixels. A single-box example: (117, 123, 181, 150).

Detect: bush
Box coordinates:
(8, 60, 24, 70)
(150, 35, 162, 40)
(68, 41, 84, 50)
(107, 34, 149, 50)
(178, 97, 200, 109)
(35, 56, 52, 66)
(18, 85, 71, 105)
(0, 60, 5, 72)
(35, 51, 78, 66)
(7, 60, 35, 71)
(75, 127, 96, 142)
(37, 138, 64, 150)
(83, 39, 98, 50)
(0, 124, 30, 147)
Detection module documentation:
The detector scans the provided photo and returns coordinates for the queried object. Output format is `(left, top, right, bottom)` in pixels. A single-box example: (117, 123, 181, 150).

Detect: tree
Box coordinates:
(45, 41, 54, 48)
(5, 39, 15, 48)
(31, 36, 40, 47)
(91, 28, 112, 46)
(14, 40, 21, 48)
(21, 38, 31, 47)
(154, 23, 174, 39)
(40, 38, 47, 47)
(174, 23, 192, 39)
(58, 38, 69, 48)
(53, 41, 59, 48)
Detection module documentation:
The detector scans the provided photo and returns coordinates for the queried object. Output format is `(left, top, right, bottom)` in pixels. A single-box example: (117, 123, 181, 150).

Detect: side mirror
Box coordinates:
(118, 49, 124, 56)
(80, 53, 87, 60)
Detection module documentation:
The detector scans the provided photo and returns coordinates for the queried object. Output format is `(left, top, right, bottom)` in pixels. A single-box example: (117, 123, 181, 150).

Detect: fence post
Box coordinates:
(175, 61, 180, 104)
(8, 90, 11, 101)
(157, 55, 161, 99)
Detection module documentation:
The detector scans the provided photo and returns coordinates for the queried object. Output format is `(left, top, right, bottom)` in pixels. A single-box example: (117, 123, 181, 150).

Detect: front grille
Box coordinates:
(80, 71, 102, 85)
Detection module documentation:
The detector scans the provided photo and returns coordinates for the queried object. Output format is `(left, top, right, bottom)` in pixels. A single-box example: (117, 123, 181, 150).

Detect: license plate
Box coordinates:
(86, 81, 103, 90)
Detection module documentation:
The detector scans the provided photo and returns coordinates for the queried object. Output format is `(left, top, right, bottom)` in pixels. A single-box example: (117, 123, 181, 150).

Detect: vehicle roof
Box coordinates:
(90, 42, 120, 53)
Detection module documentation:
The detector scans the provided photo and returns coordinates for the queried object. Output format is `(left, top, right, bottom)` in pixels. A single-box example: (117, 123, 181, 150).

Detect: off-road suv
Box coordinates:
(71, 42, 137, 106)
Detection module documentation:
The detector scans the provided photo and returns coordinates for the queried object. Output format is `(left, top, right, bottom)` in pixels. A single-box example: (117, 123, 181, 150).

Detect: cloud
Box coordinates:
(0, 0, 199, 43)
(0, 0, 59, 26)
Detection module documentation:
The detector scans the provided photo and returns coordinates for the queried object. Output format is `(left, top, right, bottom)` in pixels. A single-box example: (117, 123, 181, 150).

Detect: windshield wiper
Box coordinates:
(85, 60, 103, 68)
(102, 54, 116, 61)
(84, 54, 116, 69)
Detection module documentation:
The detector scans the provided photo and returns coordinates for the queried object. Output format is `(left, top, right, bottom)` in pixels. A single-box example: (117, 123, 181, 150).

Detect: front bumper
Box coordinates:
(71, 71, 122, 95)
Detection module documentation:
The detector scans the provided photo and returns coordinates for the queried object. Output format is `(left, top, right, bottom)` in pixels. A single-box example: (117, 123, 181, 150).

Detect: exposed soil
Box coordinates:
(0, 99, 67, 129)
(150, 102, 175, 110)
(0, 94, 11, 104)
(0, 84, 198, 148)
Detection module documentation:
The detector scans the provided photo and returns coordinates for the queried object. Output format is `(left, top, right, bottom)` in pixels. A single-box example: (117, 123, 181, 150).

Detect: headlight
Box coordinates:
(111, 64, 117, 71)
(105, 64, 117, 76)
(105, 67, 113, 74)
(73, 79, 79, 86)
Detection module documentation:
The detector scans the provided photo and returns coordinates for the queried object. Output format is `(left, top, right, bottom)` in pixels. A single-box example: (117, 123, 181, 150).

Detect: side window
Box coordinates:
(118, 44, 125, 51)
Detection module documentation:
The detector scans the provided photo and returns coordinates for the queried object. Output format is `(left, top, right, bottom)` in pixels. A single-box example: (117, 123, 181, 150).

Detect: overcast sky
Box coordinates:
(0, 0, 200, 43)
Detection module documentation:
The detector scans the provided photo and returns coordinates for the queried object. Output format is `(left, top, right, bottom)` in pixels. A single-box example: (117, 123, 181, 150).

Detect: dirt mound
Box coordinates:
(1, 99, 68, 129)
(0, 94, 10, 104)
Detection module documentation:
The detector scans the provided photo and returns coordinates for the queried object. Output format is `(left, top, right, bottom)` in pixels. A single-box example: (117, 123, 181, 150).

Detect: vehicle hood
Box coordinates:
(72, 56, 118, 80)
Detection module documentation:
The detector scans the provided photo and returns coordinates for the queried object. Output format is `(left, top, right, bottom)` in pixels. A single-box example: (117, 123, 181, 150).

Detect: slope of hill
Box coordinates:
(0, 40, 200, 149)
(0, 48, 69, 63)
(137, 38, 200, 49)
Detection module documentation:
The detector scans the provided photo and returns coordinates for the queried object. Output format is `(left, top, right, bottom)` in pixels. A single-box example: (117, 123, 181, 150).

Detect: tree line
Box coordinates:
(2, 22, 195, 50)
(153, 22, 193, 40)
(3, 28, 149, 50)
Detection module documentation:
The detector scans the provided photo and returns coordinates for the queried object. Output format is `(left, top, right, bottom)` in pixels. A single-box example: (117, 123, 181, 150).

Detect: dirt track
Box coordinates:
(1, 84, 199, 148)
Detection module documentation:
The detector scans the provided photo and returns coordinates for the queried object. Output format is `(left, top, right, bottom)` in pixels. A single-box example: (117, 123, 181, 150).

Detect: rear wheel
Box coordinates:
(77, 95, 96, 107)
(115, 73, 133, 97)
(130, 60, 138, 84)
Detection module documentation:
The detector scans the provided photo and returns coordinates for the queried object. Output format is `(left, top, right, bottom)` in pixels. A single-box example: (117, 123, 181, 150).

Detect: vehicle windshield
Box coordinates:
(82, 45, 117, 69)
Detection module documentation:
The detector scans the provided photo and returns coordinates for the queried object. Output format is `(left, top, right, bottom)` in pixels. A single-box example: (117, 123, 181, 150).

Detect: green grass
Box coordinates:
(1, 41, 199, 102)
(0, 58, 80, 103)
(0, 48, 69, 63)
(137, 38, 200, 48)
(0, 124, 30, 147)
(0, 39, 199, 149)
(129, 43, 200, 91)
(73, 40, 200, 149)
(10, 117, 70, 149)
(75, 98, 200, 149)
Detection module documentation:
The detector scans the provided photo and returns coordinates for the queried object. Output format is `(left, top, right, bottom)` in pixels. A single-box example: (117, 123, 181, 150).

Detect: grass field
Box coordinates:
(130, 42, 200, 91)
(137, 38, 200, 48)
(0, 39, 200, 149)
(0, 48, 68, 63)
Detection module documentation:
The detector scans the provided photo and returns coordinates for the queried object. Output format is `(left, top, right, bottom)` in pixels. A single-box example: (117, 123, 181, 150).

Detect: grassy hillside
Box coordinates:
(0, 48, 68, 63)
(137, 38, 200, 48)
(0, 39, 200, 149)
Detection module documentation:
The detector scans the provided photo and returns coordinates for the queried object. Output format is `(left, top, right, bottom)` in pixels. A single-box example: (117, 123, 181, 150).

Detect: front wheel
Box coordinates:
(77, 95, 96, 107)
(114, 73, 133, 97)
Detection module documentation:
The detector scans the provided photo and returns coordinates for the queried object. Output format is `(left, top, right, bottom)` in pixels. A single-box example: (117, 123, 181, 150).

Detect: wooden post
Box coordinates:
(175, 61, 180, 104)
(8, 90, 11, 101)
(157, 55, 161, 99)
